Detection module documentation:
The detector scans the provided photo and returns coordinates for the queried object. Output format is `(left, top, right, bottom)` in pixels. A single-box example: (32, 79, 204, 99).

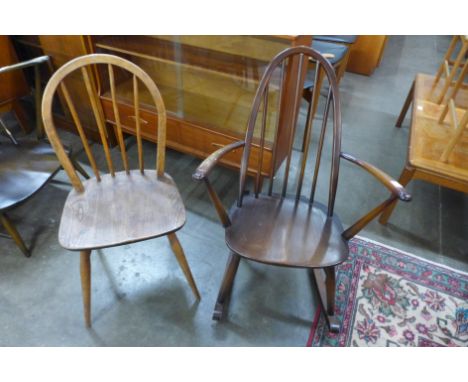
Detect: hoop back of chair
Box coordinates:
(42, 54, 167, 193)
(238, 46, 342, 217)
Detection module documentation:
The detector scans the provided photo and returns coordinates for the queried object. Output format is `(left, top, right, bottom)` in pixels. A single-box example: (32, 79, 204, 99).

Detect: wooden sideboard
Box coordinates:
(11, 35, 311, 177)
(347, 35, 388, 76)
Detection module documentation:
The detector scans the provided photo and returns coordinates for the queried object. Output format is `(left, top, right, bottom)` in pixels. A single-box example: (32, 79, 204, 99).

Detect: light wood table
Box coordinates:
(379, 73, 468, 223)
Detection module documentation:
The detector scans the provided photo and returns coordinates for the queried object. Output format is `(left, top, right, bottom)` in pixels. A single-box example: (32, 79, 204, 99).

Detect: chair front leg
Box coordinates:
(80, 249, 92, 328)
(0, 212, 30, 257)
(167, 233, 201, 300)
(213, 252, 241, 321)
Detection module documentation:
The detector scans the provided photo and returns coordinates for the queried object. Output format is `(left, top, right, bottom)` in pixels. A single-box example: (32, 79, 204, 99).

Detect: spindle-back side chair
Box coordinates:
(42, 53, 200, 327)
(193, 46, 411, 332)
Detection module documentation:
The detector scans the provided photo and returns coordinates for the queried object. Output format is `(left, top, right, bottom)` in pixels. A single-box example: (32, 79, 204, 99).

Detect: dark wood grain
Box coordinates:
(226, 195, 348, 268)
(0, 142, 61, 211)
(193, 46, 410, 333)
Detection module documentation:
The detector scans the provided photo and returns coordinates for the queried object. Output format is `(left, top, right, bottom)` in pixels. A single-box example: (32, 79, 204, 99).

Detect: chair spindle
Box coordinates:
(431, 36, 458, 92)
(310, 89, 332, 204)
(255, 88, 268, 197)
(109, 64, 130, 174)
(281, 53, 304, 197)
(438, 60, 468, 123)
(296, 62, 321, 200)
(268, 60, 286, 196)
(81, 66, 115, 177)
(60, 82, 101, 181)
(133, 75, 144, 174)
(435, 40, 468, 104)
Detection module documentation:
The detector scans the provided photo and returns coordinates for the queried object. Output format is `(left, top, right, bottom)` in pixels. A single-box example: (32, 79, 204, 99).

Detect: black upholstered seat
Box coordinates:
(314, 35, 357, 44)
(304, 41, 349, 90)
(311, 40, 348, 65)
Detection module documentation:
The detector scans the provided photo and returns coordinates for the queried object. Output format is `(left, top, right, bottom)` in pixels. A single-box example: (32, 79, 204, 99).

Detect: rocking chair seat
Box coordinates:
(59, 170, 186, 250)
(225, 194, 348, 268)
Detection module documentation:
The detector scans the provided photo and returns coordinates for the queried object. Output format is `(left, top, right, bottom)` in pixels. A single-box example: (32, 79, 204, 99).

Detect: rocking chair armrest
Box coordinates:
(192, 141, 245, 181)
(340, 152, 411, 201)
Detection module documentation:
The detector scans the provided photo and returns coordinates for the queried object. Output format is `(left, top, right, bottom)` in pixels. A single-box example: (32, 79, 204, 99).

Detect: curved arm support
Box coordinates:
(192, 141, 245, 181)
(340, 152, 412, 240)
(340, 152, 411, 201)
(192, 141, 245, 228)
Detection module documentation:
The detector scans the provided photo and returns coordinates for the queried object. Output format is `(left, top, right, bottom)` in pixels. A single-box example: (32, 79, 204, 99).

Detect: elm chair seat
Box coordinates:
(225, 195, 348, 268)
(314, 35, 358, 44)
(59, 170, 186, 250)
(0, 140, 61, 211)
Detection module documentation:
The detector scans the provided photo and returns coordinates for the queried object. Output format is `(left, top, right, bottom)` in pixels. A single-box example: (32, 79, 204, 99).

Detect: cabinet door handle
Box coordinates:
(128, 115, 149, 125)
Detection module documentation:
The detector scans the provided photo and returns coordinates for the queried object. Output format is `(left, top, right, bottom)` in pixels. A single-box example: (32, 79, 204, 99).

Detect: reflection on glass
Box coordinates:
(94, 36, 290, 142)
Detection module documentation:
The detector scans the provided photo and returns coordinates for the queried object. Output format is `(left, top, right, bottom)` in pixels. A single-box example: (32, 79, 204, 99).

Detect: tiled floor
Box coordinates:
(0, 35, 466, 346)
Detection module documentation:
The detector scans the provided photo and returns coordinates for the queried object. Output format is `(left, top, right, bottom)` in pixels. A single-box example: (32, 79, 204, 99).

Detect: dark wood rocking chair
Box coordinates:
(193, 46, 411, 332)
(42, 54, 200, 327)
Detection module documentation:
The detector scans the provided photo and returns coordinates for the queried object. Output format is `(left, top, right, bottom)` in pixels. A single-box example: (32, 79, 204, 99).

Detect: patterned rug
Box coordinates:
(307, 237, 468, 347)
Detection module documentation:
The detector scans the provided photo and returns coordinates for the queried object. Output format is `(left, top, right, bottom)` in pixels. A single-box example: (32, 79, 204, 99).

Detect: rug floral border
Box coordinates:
(308, 237, 468, 346)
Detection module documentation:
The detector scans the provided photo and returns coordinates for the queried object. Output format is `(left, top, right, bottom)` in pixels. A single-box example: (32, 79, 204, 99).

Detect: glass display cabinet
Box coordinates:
(92, 35, 311, 177)
(11, 35, 312, 177)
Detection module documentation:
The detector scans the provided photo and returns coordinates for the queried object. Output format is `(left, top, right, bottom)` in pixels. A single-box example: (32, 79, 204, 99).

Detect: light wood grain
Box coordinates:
(346, 36, 387, 76)
(380, 72, 468, 224)
(0, 213, 30, 257)
(42, 54, 197, 327)
(58, 171, 185, 250)
(109, 64, 129, 174)
(409, 74, 468, 184)
(167, 233, 200, 300)
(133, 75, 144, 173)
(80, 250, 91, 327)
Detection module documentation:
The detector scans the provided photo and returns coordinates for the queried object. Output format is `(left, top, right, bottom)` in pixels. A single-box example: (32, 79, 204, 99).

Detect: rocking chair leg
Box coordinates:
(80, 249, 92, 328)
(167, 233, 201, 300)
(395, 81, 415, 127)
(213, 252, 241, 321)
(0, 212, 30, 257)
(311, 267, 340, 333)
